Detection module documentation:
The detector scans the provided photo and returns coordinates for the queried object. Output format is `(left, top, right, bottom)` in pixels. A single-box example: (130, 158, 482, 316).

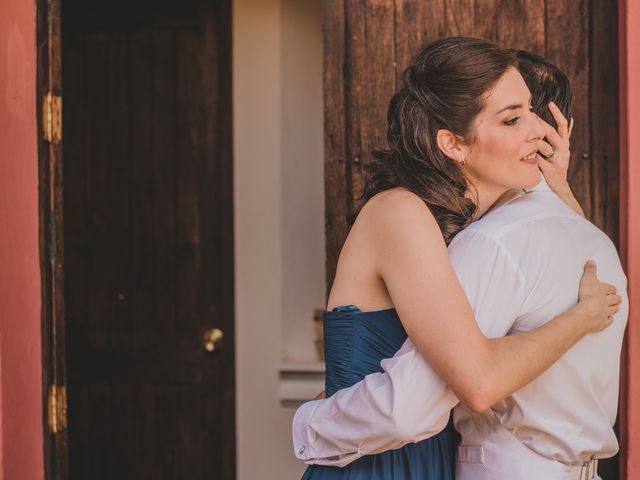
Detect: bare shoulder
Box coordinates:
(357, 188, 442, 239)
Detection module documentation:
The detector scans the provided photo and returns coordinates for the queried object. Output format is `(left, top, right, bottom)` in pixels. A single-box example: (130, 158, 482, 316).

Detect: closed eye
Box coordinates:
(504, 116, 520, 126)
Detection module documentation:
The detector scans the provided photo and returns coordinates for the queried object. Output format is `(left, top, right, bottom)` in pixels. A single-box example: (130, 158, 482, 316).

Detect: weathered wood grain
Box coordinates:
(496, 0, 545, 53)
(344, 1, 396, 213)
(445, 0, 496, 38)
(394, 0, 446, 83)
(546, 0, 592, 218)
(323, 0, 348, 294)
(589, 0, 620, 246)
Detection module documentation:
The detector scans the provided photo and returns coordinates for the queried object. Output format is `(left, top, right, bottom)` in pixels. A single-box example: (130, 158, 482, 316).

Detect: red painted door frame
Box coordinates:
(619, 0, 640, 478)
(0, 0, 44, 479)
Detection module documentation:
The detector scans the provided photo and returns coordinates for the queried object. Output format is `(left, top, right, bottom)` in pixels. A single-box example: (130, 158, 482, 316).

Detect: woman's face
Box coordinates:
(462, 67, 545, 194)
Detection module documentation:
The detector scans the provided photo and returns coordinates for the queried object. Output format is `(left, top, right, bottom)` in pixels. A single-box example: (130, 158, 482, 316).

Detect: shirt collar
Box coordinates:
(482, 177, 551, 216)
(523, 177, 552, 193)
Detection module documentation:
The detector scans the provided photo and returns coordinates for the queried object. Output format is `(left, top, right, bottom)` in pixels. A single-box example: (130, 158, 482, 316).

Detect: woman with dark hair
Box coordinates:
(298, 37, 620, 480)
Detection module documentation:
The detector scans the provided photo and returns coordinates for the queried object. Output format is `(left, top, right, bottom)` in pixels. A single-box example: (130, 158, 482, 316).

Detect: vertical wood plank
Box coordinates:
(152, 29, 178, 350)
(323, 0, 348, 293)
(84, 30, 109, 350)
(394, 0, 446, 82)
(201, 1, 236, 475)
(129, 29, 155, 349)
(444, 0, 497, 39)
(546, 0, 591, 219)
(496, 0, 545, 53)
(175, 29, 202, 352)
(344, 0, 396, 216)
(590, 0, 620, 477)
(589, 0, 619, 246)
(107, 30, 133, 349)
(61, 28, 87, 356)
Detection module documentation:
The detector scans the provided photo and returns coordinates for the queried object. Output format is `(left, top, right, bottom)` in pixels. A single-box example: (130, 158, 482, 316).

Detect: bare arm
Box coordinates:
(371, 190, 618, 412)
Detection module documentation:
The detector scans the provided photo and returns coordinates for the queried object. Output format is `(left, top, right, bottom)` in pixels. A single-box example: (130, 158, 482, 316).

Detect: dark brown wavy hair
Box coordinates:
(363, 37, 517, 244)
(516, 49, 572, 129)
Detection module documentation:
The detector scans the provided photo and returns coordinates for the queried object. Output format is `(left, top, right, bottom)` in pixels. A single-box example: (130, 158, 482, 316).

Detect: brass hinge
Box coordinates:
(43, 92, 62, 144)
(48, 385, 68, 433)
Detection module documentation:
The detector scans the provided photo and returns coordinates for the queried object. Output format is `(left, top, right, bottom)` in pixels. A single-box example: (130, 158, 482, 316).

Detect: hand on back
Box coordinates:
(574, 260, 622, 333)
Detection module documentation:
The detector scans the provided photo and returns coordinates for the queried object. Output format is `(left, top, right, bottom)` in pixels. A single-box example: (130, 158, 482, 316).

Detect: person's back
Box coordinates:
(452, 180, 628, 479)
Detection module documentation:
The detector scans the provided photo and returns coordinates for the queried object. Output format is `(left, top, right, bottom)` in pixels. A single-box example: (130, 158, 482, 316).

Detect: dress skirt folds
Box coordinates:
(301, 306, 456, 480)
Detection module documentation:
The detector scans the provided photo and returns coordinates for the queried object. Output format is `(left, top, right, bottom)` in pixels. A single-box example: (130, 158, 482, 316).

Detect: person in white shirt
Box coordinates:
(293, 48, 628, 480)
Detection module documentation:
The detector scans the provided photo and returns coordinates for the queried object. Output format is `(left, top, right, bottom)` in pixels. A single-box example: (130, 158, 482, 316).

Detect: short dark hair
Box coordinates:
(364, 37, 517, 244)
(516, 50, 572, 129)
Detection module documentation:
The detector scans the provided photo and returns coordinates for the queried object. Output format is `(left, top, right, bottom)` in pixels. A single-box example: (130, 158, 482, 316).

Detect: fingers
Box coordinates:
(537, 157, 553, 177)
(568, 118, 574, 138)
(548, 102, 570, 139)
(601, 283, 618, 295)
(606, 293, 622, 306)
(537, 139, 554, 159)
(608, 304, 621, 316)
(538, 117, 563, 146)
(583, 260, 597, 275)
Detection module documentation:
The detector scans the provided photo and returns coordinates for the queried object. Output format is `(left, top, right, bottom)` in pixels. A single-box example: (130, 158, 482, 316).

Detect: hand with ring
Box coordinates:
(536, 102, 584, 216)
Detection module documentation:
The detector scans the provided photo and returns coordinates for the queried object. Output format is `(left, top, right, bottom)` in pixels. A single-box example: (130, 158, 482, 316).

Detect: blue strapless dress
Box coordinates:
(301, 305, 456, 480)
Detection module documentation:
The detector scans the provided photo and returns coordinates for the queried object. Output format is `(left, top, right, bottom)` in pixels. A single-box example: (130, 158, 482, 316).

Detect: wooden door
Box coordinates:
(323, 0, 620, 477)
(60, 0, 235, 478)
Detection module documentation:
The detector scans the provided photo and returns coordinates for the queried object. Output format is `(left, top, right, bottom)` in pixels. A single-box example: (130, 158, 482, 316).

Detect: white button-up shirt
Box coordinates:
(292, 179, 628, 473)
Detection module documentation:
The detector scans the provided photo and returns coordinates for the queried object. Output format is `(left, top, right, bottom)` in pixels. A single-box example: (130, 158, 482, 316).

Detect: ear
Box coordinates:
(436, 129, 465, 165)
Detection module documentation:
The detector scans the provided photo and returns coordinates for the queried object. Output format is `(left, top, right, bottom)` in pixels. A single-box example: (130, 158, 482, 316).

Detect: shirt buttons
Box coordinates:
(299, 445, 306, 455)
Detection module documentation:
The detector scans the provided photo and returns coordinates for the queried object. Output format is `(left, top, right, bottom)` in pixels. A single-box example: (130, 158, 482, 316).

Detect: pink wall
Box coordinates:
(0, 0, 45, 478)
(619, 0, 640, 477)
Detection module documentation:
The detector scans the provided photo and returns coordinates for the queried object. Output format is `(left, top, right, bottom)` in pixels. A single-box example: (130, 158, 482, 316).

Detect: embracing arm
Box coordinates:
(293, 191, 618, 465)
(293, 338, 457, 466)
(377, 191, 616, 412)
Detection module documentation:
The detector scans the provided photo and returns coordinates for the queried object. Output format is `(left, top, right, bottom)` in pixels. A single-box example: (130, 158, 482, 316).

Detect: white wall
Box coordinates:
(233, 0, 324, 478)
(280, 0, 325, 362)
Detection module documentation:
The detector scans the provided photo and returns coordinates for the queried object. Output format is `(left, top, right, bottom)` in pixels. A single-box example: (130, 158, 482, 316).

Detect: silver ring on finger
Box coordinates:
(540, 149, 556, 159)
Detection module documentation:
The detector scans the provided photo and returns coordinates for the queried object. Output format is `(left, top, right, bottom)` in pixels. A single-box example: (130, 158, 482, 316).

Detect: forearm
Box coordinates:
(293, 342, 458, 465)
(465, 309, 586, 411)
(555, 183, 585, 217)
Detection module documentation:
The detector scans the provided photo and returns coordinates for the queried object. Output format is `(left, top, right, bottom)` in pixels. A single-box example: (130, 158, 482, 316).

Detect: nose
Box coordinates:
(526, 111, 546, 142)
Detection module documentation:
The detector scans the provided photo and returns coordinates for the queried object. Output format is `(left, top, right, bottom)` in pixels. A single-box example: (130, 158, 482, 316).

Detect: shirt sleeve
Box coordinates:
(292, 229, 527, 466)
(292, 337, 458, 466)
(448, 229, 527, 339)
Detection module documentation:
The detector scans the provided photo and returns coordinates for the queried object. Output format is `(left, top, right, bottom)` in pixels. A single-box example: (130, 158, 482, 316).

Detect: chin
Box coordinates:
(522, 170, 542, 188)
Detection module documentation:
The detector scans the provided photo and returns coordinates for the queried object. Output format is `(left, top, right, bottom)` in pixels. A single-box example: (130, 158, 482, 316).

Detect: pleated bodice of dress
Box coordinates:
(301, 305, 456, 480)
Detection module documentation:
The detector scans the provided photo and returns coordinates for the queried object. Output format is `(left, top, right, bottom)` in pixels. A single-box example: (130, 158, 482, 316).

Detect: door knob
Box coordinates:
(203, 328, 224, 352)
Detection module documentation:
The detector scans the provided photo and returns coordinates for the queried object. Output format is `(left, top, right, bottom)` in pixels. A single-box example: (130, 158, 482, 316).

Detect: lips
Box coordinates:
(520, 150, 539, 164)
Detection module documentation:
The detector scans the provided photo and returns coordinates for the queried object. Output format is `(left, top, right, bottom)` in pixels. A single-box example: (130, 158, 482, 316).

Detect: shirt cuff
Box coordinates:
(292, 399, 321, 461)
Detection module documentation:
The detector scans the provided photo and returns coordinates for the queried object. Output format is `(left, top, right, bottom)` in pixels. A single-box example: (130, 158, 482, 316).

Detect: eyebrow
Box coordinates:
(495, 95, 533, 116)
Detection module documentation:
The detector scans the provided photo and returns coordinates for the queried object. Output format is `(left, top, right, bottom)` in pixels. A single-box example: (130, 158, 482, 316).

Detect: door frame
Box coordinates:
(619, 1, 640, 478)
(36, 0, 68, 478)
